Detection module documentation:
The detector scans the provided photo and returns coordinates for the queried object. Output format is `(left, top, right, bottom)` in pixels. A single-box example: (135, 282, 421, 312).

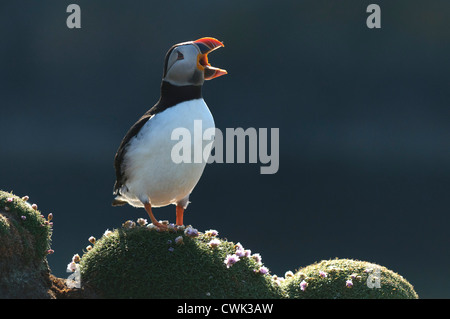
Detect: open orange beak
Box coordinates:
(194, 37, 227, 80)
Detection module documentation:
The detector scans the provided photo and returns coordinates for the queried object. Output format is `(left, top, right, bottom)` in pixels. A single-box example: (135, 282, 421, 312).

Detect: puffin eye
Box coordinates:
(177, 51, 184, 60)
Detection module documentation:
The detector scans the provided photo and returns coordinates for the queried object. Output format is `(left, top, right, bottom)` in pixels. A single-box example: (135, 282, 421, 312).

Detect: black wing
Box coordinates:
(113, 110, 153, 195)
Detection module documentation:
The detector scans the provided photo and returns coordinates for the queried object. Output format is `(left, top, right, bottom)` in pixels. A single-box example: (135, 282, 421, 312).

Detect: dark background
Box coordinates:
(1, 1, 449, 298)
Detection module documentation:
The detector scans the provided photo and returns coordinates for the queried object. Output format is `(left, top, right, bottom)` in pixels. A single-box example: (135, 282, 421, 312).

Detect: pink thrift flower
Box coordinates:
(258, 266, 269, 275)
(235, 249, 246, 257)
(175, 236, 184, 245)
(184, 227, 199, 238)
(205, 229, 218, 237)
(251, 253, 262, 265)
(103, 229, 113, 237)
(67, 261, 77, 272)
(285, 271, 294, 278)
(137, 218, 147, 226)
(300, 280, 308, 291)
(208, 238, 221, 248)
(224, 254, 240, 268)
(346, 279, 353, 288)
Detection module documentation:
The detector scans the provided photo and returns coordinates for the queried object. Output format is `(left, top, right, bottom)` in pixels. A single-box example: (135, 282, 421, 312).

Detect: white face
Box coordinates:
(163, 44, 204, 86)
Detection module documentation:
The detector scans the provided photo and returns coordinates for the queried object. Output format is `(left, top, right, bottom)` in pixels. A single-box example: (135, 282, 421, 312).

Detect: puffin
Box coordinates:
(112, 37, 227, 230)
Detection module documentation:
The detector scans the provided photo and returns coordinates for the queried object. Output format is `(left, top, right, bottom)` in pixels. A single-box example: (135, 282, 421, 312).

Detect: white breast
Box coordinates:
(121, 98, 215, 208)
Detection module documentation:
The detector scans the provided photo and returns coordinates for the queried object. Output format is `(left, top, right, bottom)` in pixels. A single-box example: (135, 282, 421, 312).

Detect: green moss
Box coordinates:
(80, 224, 283, 298)
(0, 190, 54, 298)
(0, 214, 10, 235)
(78, 222, 418, 299)
(281, 258, 418, 299)
(0, 190, 52, 262)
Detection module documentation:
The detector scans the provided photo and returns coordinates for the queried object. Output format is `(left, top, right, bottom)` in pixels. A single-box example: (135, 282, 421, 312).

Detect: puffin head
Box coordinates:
(163, 37, 227, 86)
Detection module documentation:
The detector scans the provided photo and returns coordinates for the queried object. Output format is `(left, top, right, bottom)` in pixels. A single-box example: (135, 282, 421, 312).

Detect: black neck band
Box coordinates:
(159, 81, 202, 106)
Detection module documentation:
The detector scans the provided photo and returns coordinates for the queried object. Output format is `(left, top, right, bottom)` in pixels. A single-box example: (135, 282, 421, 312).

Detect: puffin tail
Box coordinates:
(112, 198, 127, 207)
(112, 180, 128, 206)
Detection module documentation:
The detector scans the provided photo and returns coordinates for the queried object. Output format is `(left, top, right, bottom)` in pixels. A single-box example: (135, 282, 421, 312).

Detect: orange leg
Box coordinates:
(144, 202, 167, 230)
(176, 205, 184, 226)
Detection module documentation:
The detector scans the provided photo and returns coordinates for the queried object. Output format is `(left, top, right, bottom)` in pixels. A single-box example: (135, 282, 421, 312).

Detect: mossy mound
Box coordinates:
(79, 223, 283, 298)
(0, 190, 53, 298)
(281, 258, 418, 299)
(0, 190, 421, 299)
